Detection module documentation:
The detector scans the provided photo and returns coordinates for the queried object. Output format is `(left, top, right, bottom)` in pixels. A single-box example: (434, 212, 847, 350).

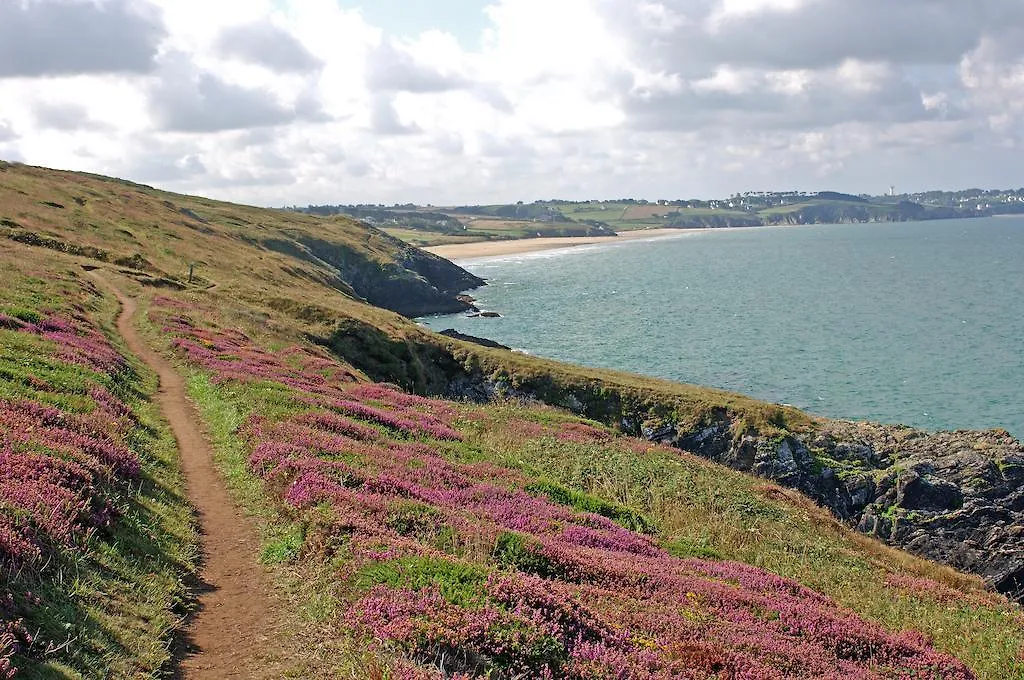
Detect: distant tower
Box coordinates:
(889, 185, 896, 197)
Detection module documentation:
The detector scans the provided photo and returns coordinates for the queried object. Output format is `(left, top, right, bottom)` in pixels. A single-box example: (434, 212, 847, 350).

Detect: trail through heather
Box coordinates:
(92, 272, 287, 679)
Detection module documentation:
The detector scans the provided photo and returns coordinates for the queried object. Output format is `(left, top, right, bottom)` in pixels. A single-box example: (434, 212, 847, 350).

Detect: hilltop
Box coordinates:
(295, 188, 1024, 248)
(1, 162, 1023, 678)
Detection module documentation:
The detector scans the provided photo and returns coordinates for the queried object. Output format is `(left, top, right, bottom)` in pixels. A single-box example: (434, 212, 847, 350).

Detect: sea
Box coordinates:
(421, 217, 1024, 438)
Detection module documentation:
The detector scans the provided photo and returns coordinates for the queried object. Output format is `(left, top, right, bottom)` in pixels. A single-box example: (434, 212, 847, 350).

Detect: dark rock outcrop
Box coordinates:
(651, 418, 1024, 601)
(438, 330, 510, 350)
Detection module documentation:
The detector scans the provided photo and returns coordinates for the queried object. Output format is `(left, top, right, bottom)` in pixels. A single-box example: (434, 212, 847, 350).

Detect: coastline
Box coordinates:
(423, 228, 689, 260)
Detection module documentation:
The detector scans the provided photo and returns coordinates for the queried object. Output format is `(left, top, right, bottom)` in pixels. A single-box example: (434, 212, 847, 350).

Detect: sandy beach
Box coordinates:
(424, 228, 689, 260)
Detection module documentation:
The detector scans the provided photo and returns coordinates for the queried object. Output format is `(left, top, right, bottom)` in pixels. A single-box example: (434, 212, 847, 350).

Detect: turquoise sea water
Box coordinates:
(422, 217, 1024, 437)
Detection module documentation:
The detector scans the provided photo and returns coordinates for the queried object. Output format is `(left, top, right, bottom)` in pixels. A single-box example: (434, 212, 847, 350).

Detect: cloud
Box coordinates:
(0, 121, 16, 143)
(0, 0, 166, 78)
(960, 29, 1024, 138)
(609, 0, 1024, 73)
(216, 21, 323, 73)
(3, 0, 1024, 205)
(367, 36, 469, 93)
(369, 95, 421, 135)
(128, 151, 208, 183)
(32, 100, 109, 131)
(626, 60, 944, 132)
(148, 54, 326, 133)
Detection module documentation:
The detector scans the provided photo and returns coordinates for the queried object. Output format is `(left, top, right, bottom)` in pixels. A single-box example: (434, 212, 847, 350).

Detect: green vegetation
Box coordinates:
(469, 403, 1024, 677)
(525, 480, 656, 534)
(356, 557, 490, 609)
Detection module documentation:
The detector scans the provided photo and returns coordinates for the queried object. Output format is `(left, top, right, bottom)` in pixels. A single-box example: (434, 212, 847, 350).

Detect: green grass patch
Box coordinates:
(1, 306, 42, 323)
(355, 556, 490, 609)
(665, 536, 723, 560)
(262, 524, 307, 564)
(492, 531, 561, 578)
(525, 480, 657, 534)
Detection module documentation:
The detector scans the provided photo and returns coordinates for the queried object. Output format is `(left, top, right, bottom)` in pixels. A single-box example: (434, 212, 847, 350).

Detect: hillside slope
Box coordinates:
(1, 163, 1023, 677)
(0, 162, 483, 317)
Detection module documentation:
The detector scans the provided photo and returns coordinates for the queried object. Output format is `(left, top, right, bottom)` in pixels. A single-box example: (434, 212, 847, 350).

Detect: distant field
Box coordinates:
(558, 202, 627, 222)
(760, 202, 816, 215)
(623, 205, 675, 220)
(381, 228, 484, 247)
(383, 220, 600, 247)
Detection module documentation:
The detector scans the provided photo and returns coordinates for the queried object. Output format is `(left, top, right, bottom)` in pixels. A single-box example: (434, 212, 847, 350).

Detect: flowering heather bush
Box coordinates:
(235, 398, 973, 676)
(30, 314, 129, 376)
(324, 399, 463, 442)
(884, 574, 1003, 607)
(0, 295, 162, 676)
(554, 422, 614, 444)
(505, 418, 613, 445)
(160, 300, 975, 676)
(0, 315, 140, 568)
(152, 302, 360, 395)
(155, 301, 468, 441)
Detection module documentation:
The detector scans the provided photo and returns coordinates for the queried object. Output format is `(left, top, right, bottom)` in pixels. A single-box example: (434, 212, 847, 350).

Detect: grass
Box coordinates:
(379, 228, 483, 248)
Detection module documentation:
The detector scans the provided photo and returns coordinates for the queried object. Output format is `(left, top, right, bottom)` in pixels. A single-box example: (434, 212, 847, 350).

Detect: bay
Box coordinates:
(422, 217, 1024, 437)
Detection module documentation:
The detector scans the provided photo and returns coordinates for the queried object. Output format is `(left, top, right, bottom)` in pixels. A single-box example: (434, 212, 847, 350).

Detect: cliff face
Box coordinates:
(647, 419, 1024, 601)
(262, 235, 485, 318)
(319, 321, 1024, 601)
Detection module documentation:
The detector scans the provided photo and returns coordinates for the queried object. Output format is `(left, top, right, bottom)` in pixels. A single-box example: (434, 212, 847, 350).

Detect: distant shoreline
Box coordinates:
(423, 228, 691, 259)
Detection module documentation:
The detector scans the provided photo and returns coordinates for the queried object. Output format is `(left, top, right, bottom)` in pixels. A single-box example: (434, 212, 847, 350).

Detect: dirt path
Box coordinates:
(92, 273, 288, 679)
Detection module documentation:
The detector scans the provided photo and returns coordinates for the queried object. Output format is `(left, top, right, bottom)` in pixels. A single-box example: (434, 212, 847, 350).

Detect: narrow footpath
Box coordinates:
(94, 273, 288, 679)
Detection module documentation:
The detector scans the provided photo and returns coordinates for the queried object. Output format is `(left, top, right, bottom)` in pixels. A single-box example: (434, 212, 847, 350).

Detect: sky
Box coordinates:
(0, 0, 1022, 206)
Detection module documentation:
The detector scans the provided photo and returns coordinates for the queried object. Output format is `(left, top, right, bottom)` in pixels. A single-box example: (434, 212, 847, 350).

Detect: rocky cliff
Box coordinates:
(645, 419, 1024, 601)
(262, 233, 485, 317)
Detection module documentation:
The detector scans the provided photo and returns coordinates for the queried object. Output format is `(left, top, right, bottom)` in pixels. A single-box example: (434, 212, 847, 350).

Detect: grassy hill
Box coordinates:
(1, 162, 1023, 678)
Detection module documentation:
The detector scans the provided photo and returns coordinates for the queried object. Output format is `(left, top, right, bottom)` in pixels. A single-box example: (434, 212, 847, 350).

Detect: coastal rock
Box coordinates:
(262, 235, 485, 318)
(628, 414, 1024, 599)
(732, 423, 1024, 599)
(438, 329, 510, 350)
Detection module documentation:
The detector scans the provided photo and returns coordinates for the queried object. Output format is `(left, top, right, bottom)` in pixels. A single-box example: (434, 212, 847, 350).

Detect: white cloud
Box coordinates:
(1, 0, 1023, 203)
